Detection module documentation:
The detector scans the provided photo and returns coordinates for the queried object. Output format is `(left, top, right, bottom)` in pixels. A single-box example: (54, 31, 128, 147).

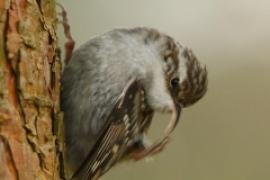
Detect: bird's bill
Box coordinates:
(165, 103, 183, 135)
(130, 103, 182, 160)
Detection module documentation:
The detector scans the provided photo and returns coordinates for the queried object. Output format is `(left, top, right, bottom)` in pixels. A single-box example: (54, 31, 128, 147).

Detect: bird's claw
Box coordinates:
(130, 137, 170, 161)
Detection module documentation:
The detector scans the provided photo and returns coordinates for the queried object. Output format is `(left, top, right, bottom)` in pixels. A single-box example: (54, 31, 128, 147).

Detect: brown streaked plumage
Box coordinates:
(61, 27, 208, 180)
(177, 49, 208, 107)
(71, 79, 156, 179)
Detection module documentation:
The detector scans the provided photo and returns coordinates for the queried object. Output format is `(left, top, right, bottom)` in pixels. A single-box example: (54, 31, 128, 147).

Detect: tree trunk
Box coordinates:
(0, 0, 63, 179)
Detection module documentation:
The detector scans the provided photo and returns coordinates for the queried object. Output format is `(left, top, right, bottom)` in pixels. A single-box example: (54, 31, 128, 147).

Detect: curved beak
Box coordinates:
(165, 103, 183, 135)
(132, 103, 183, 160)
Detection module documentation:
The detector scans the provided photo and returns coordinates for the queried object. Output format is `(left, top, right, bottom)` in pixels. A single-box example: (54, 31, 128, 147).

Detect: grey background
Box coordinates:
(58, 0, 270, 179)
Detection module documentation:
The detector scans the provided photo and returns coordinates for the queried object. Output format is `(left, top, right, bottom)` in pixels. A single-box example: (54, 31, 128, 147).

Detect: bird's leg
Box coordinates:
(129, 136, 170, 161)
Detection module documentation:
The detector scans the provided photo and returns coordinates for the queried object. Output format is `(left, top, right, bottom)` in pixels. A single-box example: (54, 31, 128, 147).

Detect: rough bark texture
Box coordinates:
(0, 0, 63, 179)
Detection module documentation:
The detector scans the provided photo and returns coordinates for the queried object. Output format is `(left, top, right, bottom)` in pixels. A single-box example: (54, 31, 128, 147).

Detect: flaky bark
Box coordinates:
(0, 0, 63, 179)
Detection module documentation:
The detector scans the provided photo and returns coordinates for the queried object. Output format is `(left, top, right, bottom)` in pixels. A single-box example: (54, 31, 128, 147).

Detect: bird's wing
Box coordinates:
(71, 78, 144, 180)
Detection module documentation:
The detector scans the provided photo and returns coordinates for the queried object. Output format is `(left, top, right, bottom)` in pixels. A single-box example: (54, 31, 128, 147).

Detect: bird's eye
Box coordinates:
(171, 77, 179, 88)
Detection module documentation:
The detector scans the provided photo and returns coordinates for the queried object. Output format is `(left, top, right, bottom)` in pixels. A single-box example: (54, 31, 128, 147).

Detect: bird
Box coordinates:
(60, 27, 208, 180)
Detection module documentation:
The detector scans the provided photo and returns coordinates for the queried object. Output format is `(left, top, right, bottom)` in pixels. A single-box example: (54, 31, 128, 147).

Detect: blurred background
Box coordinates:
(58, 0, 270, 179)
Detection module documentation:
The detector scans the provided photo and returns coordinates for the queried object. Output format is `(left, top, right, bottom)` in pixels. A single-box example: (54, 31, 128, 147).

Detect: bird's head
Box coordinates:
(135, 28, 208, 114)
(166, 45, 208, 108)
